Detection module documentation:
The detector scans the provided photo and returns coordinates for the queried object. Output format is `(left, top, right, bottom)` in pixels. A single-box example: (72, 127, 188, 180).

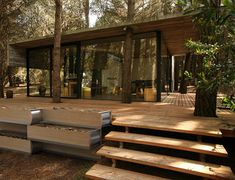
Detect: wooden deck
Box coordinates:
(162, 92, 195, 107)
(0, 93, 234, 138)
(1, 93, 235, 179)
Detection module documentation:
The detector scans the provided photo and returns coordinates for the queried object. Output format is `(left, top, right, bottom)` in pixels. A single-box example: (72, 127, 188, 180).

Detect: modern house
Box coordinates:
(7, 15, 198, 102)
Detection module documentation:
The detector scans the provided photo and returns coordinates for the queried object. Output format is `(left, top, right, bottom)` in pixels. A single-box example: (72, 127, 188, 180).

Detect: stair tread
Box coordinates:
(85, 164, 168, 180)
(105, 131, 227, 157)
(97, 146, 235, 180)
(112, 119, 222, 138)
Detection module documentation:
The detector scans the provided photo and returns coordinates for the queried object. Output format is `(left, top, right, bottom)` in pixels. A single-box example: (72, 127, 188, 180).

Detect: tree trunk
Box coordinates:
(127, 0, 135, 22)
(0, 18, 6, 98)
(122, 0, 134, 103)
(180, 53, 190, 94)
(84, 0, 89, 27)
(0, 67, 4, 98)
(194, 88, 217, 117)
(122, 27, 133, 103)
(52, 0, 62, 103)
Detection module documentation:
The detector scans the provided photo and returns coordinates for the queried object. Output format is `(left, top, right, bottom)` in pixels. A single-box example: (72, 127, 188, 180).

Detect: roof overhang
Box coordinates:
(9, 14, 198, 55)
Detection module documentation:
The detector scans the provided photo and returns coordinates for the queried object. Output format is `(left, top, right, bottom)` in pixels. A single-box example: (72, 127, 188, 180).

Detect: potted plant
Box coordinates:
(6, 90, 13, 98)
(38, 85, 46, 96)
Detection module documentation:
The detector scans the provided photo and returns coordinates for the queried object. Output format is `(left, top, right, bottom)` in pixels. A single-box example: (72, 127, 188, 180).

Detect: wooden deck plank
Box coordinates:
(85, 164, 167, 180)
(97, 146, 235, 180)
(112, 119, 222, 138)
(105, 131, 227, 157)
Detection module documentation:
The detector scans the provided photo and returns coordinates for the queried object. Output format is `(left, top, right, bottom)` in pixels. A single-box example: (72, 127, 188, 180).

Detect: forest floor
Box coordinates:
(0, 150, 94, 180)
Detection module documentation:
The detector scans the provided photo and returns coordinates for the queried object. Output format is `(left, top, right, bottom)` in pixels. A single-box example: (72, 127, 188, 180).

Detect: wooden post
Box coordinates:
(168, 54, 172, 92)
(156, 31, 162, 102)
(174, 57, 180, 91)
(50, 47, 53, 97)
(122, 27, 133, 103)
(76, 42, 82, 99)
(161, 58, 166, 92)
(112, 159, 116, 168)
(180, 53, 191, 94)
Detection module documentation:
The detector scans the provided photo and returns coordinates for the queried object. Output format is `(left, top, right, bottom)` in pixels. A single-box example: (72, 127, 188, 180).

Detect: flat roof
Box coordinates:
(10, 15, 198, 55)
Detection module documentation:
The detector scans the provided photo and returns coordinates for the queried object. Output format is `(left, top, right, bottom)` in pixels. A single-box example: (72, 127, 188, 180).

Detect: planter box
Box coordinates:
(27, 124, 101, 149)
(0, 135, 35, 153)
(100, 111, 112, 127)
(0, 122, 27, 134)
(43, 143, 99, 160)
(42, 109, 111, 128)
(0, 108, 42, 125)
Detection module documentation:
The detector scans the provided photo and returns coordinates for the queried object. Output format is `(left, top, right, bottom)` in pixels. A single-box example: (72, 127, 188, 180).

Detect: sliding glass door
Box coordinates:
(81, 41, 123, 100)
(60, 45, 78, 98)
(28, 48, 51, 97)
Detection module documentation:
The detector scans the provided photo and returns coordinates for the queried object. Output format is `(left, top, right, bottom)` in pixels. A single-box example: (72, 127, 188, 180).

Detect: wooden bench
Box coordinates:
(0, 108, 42, 153)
(0, 108, 41, 125)
(41, 109, 111, 128)
(28, 124, 101, 149)
(27, 109, 111, 158)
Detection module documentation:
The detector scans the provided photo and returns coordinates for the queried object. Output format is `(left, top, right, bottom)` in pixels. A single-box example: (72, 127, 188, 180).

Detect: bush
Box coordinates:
(222, 97, 235, 112)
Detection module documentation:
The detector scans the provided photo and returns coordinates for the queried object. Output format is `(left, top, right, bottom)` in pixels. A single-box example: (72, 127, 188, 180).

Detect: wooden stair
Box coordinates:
(86, 119, 235, 180)
(97, 146, 235, 180)
(112, 118, 222, 138)
(105, 131, 228, 157)
(86, 164, 168, 180)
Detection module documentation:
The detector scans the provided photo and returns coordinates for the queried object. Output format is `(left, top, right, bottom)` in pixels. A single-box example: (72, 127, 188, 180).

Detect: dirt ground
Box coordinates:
(0, 150, 94, 180)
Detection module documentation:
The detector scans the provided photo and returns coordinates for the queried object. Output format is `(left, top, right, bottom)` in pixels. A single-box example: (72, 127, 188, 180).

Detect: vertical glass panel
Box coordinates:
(132, 37, 156, 101)
(81, 41, 123, 100)
(28, 48, 50, 96)
(161, 35, 171, 98)
(60, 46, 77, 97)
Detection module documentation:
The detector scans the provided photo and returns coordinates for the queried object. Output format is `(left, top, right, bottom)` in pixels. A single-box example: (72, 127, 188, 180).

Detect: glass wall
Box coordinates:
(27, 33, 165, 101)
(28, 48, 51, 96)
(60, 45, 78, 97)
(81, 41, 123, 100)
(131, 37, 157, 101)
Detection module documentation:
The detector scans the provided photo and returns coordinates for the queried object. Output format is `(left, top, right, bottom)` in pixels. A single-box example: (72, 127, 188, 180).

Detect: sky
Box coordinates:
(89, 14, 98, 27)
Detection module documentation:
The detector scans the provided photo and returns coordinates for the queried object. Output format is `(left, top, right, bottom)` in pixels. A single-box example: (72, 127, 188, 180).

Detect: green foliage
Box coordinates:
(92, 0, 179, 27)
(184, 70, 193, 81)
(222, 97, 235, 112)
(183, 1, 235, 93)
